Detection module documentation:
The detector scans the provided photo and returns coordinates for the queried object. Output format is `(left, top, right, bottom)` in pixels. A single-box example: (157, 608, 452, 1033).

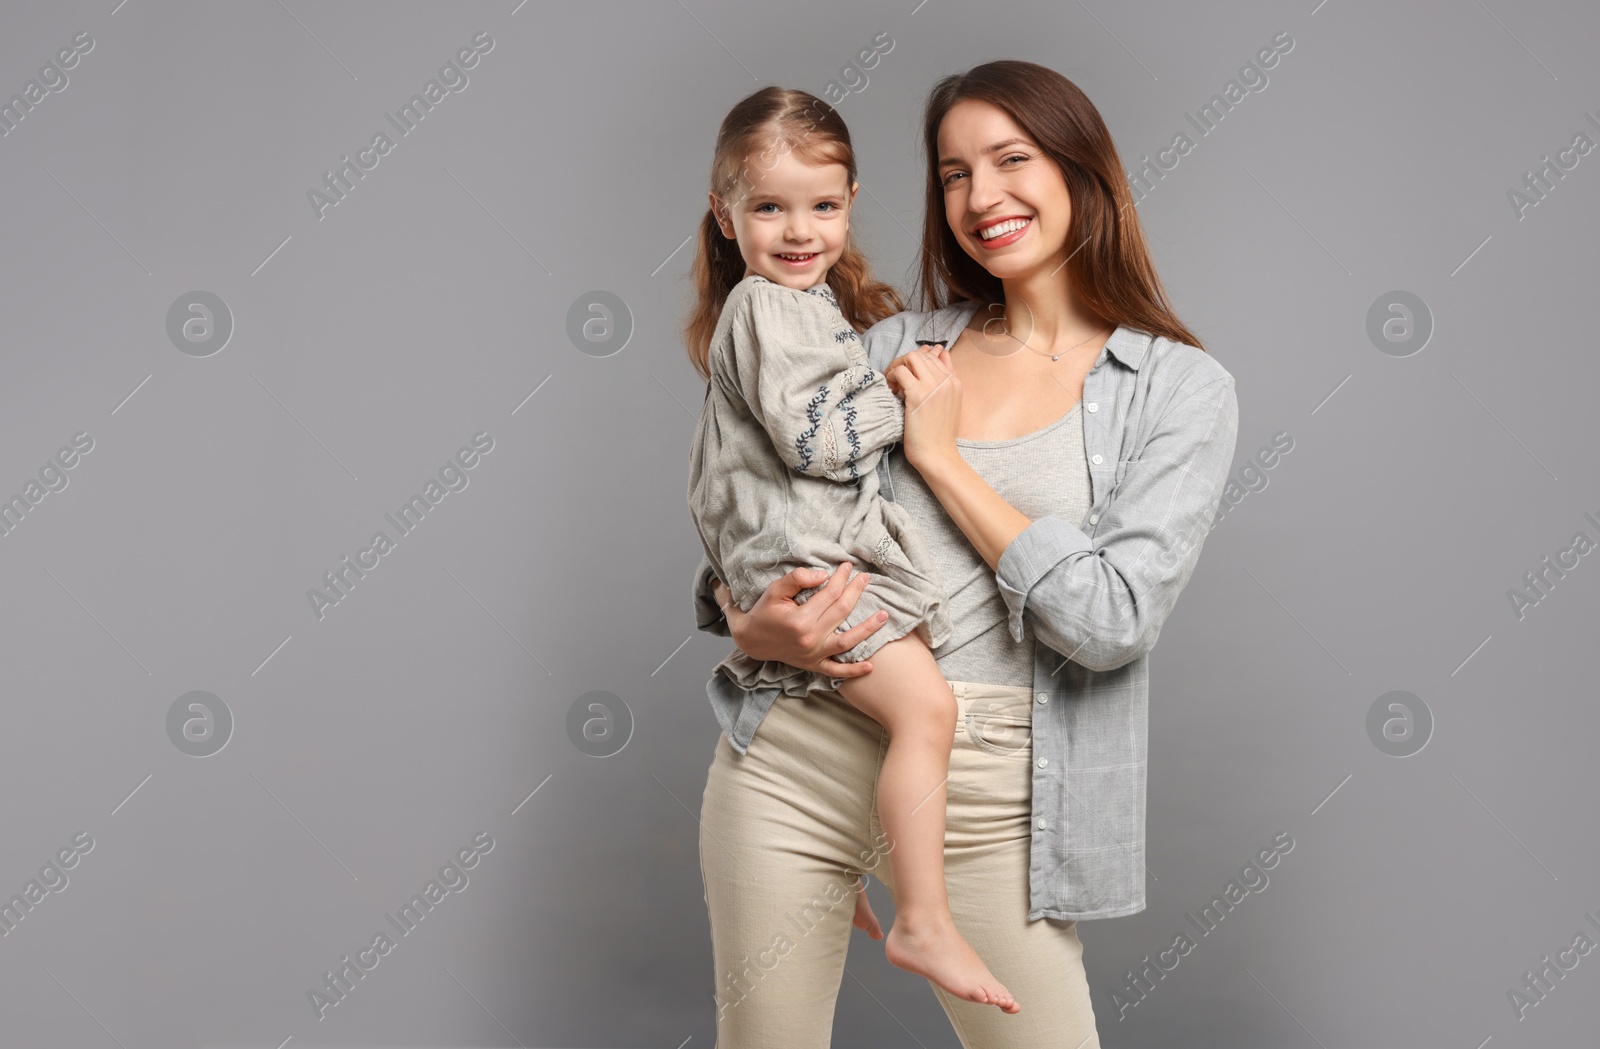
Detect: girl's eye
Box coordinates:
(756, 203, 778, 214)
(816, 202, 837, 212)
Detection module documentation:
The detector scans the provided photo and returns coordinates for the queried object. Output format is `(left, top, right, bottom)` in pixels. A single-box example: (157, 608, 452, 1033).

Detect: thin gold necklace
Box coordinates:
(960, 304, 1110, 362)
(1002, 321, 1110, 362)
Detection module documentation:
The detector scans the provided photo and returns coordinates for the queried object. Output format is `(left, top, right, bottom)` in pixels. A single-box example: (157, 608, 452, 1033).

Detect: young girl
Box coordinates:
(684, 86, 1020, 1015)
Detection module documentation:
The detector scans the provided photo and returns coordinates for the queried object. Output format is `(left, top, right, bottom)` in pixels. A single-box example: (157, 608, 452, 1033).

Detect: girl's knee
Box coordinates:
(882, 682, 956, 743)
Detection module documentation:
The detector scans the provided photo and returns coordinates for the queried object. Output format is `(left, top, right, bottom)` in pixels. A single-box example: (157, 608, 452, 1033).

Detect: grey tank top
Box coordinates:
(885, 401, 1093, 686)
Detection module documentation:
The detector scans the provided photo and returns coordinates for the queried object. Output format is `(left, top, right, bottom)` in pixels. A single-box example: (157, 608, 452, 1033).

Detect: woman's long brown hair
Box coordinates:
(683, 87, 903, 381)
(916, 60, 1206, 353)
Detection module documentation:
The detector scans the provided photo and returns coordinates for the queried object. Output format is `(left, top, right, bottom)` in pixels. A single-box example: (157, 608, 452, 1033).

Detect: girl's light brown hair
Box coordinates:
(916, 59, 1207, 352)
(683, 86, 903, 381)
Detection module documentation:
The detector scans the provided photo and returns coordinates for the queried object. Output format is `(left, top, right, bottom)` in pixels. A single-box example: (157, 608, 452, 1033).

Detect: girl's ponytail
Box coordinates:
(685, 201, 747, 382)
(822, 240, 902, 346)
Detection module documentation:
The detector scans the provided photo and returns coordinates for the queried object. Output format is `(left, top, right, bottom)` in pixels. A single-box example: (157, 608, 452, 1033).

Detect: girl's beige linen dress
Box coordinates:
(687, 273, 951, 699)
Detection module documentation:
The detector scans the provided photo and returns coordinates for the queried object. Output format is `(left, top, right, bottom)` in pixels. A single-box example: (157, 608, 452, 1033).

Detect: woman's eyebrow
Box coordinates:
(938, 137, 1032, 167)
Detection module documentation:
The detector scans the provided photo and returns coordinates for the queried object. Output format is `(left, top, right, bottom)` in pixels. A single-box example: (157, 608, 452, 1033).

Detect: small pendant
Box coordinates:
(1051, 354, 1060, 361)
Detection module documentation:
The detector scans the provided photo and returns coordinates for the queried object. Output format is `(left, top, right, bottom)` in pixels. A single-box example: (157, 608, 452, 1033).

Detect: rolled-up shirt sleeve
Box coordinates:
(995, 374, 1238, 672)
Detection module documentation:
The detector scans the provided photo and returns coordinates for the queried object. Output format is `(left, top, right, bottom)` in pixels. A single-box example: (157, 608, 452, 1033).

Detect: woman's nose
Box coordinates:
(966, 169, 1005, 213)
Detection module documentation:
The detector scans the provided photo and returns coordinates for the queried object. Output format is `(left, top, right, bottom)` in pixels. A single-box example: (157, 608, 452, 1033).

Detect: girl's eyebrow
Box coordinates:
(744, 190, 848, 205)
(937, 137, 1032, 168)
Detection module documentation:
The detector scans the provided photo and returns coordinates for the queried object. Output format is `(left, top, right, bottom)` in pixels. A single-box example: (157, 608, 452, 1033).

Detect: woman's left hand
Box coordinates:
(886, 343, 960, 474)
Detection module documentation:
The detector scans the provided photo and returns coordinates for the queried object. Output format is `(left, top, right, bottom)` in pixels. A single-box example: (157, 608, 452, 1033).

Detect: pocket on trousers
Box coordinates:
(962, 696, 1033, 758)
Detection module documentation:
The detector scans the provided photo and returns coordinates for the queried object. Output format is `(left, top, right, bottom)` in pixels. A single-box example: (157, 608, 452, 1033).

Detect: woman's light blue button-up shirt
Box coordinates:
(690, 300, 1239, 921)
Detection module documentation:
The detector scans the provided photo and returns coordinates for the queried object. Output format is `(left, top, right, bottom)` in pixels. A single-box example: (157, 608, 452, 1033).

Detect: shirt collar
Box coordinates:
(748, 273, 837, 306)
(1101, 323, 1148, 370)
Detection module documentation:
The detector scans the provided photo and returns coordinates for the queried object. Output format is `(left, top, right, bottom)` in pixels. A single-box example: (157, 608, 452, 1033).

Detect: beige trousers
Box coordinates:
(699, 679, 1102, 1048)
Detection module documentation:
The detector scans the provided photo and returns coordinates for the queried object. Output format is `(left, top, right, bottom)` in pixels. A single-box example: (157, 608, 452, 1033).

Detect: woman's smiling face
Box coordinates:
(937, 98, 1072, 280)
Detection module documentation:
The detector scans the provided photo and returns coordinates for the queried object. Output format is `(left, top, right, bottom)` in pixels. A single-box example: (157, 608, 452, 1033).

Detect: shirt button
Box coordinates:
(1037, 818, 1048, 830)
(1037, 757, 1048, 768)
(1091, 454, 1103, 465)
(1035, 692, 1049, 704)
(1088, 514, 1098, 525)
(1086, 402, 1098, 413)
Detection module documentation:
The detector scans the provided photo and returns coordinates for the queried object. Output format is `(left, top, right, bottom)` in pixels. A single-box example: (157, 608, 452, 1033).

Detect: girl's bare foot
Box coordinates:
(851, 879, 884, 940)
(884, 912, 1021, 1013)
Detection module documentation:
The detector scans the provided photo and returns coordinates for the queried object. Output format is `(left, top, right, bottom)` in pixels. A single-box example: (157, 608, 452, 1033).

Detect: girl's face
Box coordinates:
(711, 148, 858, 292)
(937, 99, 1072, 281)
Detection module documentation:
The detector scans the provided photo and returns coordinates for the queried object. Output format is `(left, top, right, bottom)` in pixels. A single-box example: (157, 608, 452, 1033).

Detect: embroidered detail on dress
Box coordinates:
(836, 388, 863, 480)
(805, 283, 838, 305)
(875, 533, 894, 561)
(750, 273, 837, 306)
(794, 382, 829, 473)
(819, 417, 839, 477)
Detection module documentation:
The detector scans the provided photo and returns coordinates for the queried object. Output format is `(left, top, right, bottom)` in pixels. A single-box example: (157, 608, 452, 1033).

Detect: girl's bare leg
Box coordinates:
(834, 634, 1021, 1014)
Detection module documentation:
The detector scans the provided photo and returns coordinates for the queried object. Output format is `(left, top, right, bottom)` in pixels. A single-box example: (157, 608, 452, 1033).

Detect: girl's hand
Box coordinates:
(883, 342, 945, 395)
(712, 562, 887, 679)
(886, 344, 960, 473)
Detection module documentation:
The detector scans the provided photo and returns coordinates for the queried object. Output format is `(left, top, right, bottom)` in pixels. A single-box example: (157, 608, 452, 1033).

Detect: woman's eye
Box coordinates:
(941, 171, 966, 186)
(1003, 154, 1027, 165)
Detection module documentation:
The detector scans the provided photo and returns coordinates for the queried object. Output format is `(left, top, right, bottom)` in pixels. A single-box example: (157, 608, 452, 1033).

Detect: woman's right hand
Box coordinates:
(712, 562, 888, 679)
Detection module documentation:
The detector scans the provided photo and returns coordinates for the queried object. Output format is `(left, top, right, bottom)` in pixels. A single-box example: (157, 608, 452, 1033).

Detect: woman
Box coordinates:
(690, 59, 1239, 1047)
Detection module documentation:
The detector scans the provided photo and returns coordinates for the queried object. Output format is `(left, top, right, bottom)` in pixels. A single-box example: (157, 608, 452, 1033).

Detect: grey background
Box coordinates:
(1, 1, 1597, 1047)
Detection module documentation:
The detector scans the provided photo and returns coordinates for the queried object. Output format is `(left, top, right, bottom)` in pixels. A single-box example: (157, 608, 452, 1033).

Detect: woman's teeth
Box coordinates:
(979, 218, 1031, 240)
